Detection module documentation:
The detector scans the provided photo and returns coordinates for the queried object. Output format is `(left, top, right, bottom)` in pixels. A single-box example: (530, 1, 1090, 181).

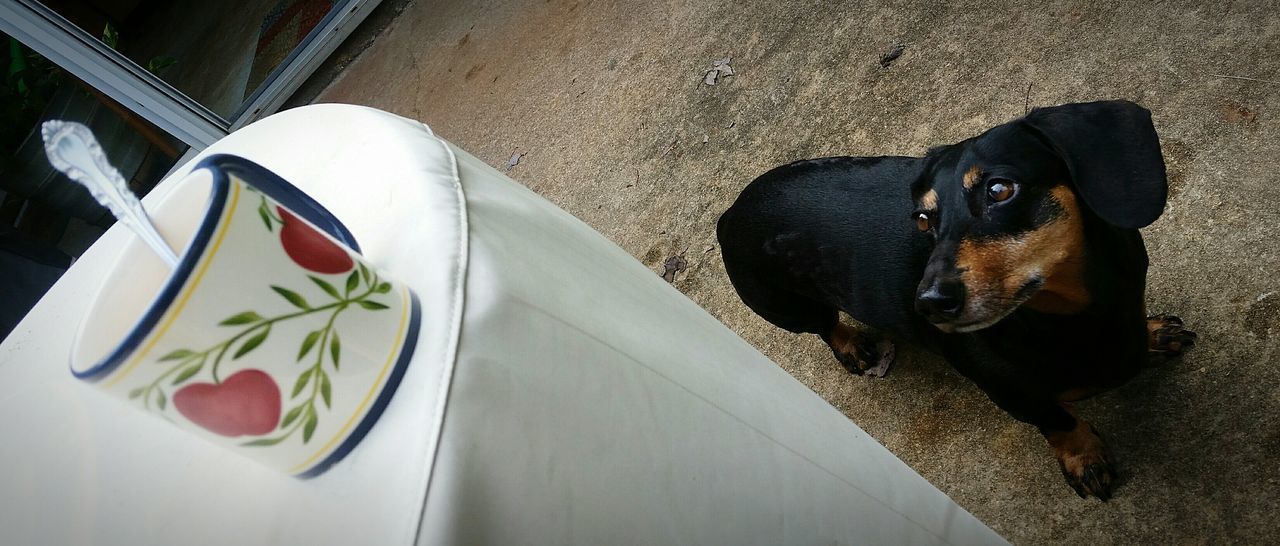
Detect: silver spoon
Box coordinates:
(42, 120, 180, 267)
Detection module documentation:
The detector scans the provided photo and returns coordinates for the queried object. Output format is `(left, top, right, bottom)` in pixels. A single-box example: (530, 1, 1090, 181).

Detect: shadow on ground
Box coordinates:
(311, 0, 1279, 542)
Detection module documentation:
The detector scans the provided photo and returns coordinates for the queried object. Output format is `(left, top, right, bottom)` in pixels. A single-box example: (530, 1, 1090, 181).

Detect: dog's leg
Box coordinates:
(950, 350, 1118, 500)
(1146, 313, 1197, 364)
(1043, 405, 1116, 501)
(823, 322, 895, 378)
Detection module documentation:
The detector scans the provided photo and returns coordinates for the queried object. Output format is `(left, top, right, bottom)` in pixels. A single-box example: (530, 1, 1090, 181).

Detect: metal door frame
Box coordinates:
(0, 0, 381, 149)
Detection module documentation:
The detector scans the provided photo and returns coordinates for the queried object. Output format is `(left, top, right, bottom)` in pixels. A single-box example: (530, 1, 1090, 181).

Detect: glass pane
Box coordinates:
(40, 0, 338, 120)
(1, 30, 185, 339)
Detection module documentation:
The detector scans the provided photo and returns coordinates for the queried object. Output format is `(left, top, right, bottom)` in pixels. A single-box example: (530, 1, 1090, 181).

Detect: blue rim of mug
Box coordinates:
(207, 155, 360, 253)
(72, 154, 361, 380)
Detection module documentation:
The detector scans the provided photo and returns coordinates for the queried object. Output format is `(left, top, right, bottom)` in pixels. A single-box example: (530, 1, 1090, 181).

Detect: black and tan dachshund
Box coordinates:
(717, 100, 1196, 500)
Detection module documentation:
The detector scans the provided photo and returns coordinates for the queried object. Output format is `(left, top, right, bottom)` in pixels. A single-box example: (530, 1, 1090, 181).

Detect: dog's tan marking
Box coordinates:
(828, 322, 862, 359)
(1024, 186, 1089, 313)
(1145, 314, 1196, 363)
(955, 185, 1089, 317)
(1147, 316, 1184, 351)
(826, 321, 894, 376)
(962, 165, 983, 190)
(919, 189, 938, 211)
(1045, 416, 1106, 471)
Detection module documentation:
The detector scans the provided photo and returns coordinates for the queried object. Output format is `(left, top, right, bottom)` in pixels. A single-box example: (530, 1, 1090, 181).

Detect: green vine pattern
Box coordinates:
(257, 193, 284, 231)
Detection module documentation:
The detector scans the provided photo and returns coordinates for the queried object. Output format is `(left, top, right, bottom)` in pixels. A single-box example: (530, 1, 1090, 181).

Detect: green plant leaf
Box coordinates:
(320, 372, 332, 408)
(171, 363, 203, 385)
(128, 387, 145, 399)
(219, 311, 263, 326)
(101, 23, 118, 49)
(291, 368, 313, 398)
(258, 206, 273, 231)
(146, 55, 176, 75)
(298, 329, 323, 361)
(359, 263, 370, 284)
(156, 390, 167, 410)
(357, 300, 389, 310)
(302, 411, 318, 443)
(243, 436, 286, 447)
(159, 349, 195, 362)
(271, 286, 311, 310)
(345, 270, 359, 296)
(308, 276, 341, 299)
(233, 326, 270, 359)
(375, 282, 392, 294)
(330, 332, 341, 370)
(281, 404, 305, 428)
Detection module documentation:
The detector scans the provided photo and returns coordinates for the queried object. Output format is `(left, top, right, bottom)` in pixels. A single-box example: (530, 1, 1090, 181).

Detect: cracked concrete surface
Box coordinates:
(308, 0, 1280, 542)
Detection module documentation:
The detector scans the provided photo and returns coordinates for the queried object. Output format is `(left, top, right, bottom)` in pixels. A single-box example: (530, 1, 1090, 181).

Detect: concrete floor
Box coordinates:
(310, 0, 1280, 542)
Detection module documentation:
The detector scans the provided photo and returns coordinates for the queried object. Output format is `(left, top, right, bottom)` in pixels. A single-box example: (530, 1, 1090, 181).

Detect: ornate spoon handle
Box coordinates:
(42, 120, 179, 267)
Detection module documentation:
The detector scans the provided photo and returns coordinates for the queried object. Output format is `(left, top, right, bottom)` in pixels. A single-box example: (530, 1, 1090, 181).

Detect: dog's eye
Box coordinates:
(915, 212, 932, 232)
(987, 179, 1018, 203)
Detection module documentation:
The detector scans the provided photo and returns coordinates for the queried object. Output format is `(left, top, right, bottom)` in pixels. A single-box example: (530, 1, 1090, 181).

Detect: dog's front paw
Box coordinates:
(827, 324, 895, 378)
(1057, 450, 1117, 501)
(1048, 422, 1117, 501)
(1147, 314, 1197, 364)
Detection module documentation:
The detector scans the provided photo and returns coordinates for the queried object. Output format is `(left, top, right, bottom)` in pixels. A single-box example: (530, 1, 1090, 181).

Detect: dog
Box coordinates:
(716, 100, 1196, 500)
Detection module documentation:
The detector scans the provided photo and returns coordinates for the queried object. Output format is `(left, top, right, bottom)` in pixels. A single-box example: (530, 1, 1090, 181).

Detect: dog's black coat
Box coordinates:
(717, 101, 1188, 499)
(719, 156, 932, 343)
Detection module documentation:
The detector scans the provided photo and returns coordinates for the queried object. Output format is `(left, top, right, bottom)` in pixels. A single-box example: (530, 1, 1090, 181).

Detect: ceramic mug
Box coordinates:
(70, 155, 421, 477)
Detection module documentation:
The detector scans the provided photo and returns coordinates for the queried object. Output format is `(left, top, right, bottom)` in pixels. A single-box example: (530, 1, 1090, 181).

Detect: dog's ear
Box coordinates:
(1022, 101, 1168, 229)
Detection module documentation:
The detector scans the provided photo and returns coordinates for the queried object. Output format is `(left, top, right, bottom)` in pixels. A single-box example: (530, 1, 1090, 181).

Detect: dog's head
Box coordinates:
(910, 100, 1168, 332)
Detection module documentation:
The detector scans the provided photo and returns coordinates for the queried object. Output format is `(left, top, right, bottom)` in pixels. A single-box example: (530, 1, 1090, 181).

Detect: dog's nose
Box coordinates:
(916, 278, 965, 322)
